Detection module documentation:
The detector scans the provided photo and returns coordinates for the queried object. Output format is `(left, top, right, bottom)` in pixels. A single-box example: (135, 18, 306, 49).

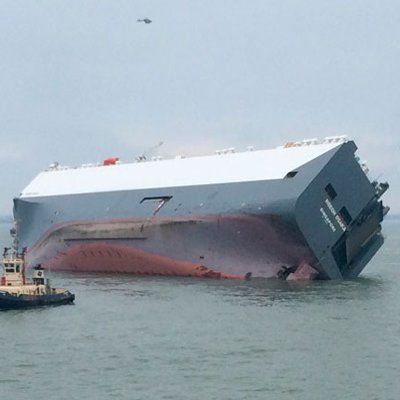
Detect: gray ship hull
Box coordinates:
(13, 141, 389, 279)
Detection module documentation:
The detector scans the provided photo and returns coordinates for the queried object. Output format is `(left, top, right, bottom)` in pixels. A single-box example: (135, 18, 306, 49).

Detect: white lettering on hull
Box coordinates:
(325, 199, 346, 232)
(320, 207, 336, 232)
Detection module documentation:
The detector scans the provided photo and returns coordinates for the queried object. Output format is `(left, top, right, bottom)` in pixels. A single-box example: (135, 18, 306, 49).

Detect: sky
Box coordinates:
(0, 0, 399, 215)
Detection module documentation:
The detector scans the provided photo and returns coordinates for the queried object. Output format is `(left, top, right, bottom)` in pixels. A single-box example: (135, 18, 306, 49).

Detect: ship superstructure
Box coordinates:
(13, 136, 389, 279)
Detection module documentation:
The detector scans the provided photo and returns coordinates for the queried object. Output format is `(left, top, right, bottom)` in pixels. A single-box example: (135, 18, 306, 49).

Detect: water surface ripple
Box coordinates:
(1, 221, 400, 400)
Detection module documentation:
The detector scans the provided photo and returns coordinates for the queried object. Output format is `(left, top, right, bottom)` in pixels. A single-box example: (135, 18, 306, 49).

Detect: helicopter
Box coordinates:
(137, 18, 152, 24)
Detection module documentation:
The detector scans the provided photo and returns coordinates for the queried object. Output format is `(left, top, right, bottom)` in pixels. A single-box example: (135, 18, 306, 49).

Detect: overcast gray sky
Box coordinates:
(0, 0, 399, 215)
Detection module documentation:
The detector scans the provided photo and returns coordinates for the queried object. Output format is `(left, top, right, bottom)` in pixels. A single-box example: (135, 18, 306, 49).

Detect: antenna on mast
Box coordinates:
(10, 223, 18, 253)
(136, 141, 164, 162)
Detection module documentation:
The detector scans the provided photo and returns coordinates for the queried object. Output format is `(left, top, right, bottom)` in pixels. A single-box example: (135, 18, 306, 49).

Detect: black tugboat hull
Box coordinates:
(0, 291, 75, 310)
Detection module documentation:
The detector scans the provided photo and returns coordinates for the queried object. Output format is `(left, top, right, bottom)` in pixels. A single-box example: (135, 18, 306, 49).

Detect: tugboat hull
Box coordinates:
(0, 290, 75, 310)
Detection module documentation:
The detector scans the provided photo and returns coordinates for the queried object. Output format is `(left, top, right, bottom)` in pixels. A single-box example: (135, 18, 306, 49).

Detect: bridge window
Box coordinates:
(339, 206, 352, 225)
(325, 184, 337, 200)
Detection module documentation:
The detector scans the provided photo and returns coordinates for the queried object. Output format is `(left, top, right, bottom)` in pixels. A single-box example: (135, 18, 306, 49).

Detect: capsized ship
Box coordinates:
(13, 136, 389, 280)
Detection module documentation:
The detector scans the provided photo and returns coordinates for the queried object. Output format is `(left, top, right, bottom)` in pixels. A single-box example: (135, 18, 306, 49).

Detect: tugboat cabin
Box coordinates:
(32, 266, 49, 287)
(1, 251, 25, 287)
(0, 247, 75, 309)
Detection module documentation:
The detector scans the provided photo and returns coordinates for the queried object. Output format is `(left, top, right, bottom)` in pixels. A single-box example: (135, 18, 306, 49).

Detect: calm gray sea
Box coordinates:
(0, 220, 399, 400)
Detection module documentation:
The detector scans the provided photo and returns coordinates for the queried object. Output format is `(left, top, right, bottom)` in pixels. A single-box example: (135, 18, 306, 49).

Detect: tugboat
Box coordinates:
(0, 247, 75, 310)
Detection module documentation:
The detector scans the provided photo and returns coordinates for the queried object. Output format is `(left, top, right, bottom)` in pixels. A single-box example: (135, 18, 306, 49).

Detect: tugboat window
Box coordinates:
(5, 264, 14, 272)
(325, 184, 337, 200)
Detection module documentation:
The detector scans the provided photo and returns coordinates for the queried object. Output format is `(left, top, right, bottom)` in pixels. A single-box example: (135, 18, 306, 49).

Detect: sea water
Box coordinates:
(0, 220, 399, 400)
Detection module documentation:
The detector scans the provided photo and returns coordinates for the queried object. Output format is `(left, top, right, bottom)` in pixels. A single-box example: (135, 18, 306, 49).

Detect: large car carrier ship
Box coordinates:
(13, 136, 389, 280)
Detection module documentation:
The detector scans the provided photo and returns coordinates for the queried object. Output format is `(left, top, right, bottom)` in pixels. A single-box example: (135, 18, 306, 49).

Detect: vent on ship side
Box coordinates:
(285, 171, 298, 178)
(140, 196, 173, 203)
(140, 196, 173, 216)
